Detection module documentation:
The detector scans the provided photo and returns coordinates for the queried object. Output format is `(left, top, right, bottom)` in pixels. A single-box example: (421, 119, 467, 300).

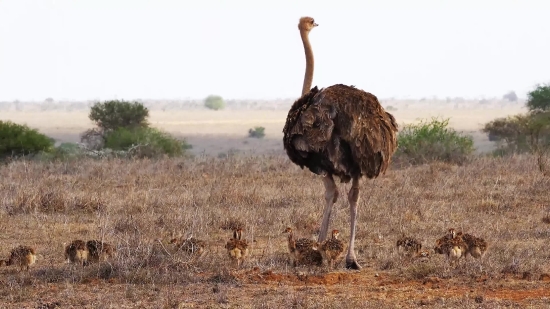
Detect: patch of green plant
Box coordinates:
(0, 120, 54, 158)
(248, 126, 265, 139)
(395, 117, 474, 165)
(104, 127, 191, 158)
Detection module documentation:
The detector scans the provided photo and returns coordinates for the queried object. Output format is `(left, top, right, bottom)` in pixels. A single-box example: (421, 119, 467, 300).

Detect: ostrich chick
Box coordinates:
(318, 229, 345, 269)
(7, 245, 37, 271)
(225, 228, 249, 267)
(283, 227, 317, 267)
(64, 239, 89, 266)
(396, 234, 422, 256)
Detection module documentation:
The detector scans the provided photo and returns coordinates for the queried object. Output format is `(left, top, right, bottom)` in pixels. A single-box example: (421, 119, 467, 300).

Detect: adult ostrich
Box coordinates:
(282, 16, 399, 270)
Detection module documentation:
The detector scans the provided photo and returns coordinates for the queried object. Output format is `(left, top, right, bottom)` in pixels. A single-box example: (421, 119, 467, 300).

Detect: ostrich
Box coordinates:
(283, 17, 398, 269)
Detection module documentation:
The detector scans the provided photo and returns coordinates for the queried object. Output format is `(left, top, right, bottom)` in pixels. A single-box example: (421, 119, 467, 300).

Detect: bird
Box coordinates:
(282, 16, 398, 270)
(64, 239, 89, 266)
(6, 245, 37, 271)
(86, 240, 115, 263)
(457, 232, 488, 259)
(434, 235, 468, 267)
(318, 229, 346, 269)
(169, 236, 206, 258)
(396, 234, 423, 256)
(282, 227, 316, 266)
(225, 228, 249, 267)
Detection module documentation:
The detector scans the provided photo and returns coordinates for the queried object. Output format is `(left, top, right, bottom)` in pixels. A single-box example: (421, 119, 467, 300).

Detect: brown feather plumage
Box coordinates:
(283, 84, 398, 182)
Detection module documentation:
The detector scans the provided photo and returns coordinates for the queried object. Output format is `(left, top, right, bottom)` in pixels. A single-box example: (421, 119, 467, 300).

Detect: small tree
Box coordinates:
(0, 121, 54, 158)
(526, 83, 550, 112)
(89, 100, 149, 132)
(204, 95, 225, 111)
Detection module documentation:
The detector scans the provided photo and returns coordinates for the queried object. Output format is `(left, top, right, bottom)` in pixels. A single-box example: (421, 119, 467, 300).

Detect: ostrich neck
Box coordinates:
(300, 30, 314, 96)
(287, 232, 294, 242)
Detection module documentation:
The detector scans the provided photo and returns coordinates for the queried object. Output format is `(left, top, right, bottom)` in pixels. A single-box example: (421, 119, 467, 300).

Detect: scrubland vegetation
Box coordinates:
(0, 84, 549, 307)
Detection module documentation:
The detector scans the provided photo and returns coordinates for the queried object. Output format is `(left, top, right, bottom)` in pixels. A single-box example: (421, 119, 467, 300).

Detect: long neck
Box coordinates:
(300, 30, 314, 96)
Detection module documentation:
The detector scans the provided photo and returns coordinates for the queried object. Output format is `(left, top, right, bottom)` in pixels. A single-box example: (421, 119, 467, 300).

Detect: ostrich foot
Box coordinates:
(346, 259, 362, 270)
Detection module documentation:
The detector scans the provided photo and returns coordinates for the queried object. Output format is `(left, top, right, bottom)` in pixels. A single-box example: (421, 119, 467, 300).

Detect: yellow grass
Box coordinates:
(1, 154, 550, 307)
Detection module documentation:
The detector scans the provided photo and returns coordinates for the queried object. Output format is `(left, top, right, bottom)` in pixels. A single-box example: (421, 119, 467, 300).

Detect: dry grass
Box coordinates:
(1, 154, 550, 307)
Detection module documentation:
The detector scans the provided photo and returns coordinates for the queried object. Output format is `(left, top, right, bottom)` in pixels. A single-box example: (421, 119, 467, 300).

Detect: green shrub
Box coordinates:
(89, 100, 149, 131)
(248, 126, 265, 138)
(104, 127, 191, 158)
(395, 117, 474, 165)
(0, 120, 54, 158)
(204, 95, 225, 111)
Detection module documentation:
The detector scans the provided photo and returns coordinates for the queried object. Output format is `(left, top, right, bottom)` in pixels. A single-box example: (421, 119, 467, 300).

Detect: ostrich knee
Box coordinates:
(348, 187, 359, 205)
(325, 186, 338, 204)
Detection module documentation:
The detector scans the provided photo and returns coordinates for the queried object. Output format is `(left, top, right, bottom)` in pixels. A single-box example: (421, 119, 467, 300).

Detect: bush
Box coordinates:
(483, 111, 550, 155)
(104, 127, 191, 158)
(89, 100, 149, 132)
(204, 95, 225, 111)
(248, 127, 265, 139)
(0, 121, 54, 158)
(395, 117, 474, 165)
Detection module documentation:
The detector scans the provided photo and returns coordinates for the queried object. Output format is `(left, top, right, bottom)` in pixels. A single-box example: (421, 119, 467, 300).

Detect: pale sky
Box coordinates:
(0, 0, 549, 101)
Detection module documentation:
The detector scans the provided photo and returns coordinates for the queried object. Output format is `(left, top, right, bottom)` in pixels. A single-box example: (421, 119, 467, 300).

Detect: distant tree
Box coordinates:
(44, 97, 54, 103)
(89, 100, 149, 132)
(248, 126, 265, 138)
(526, 83, 550, 112)
(503, 91, 518, 102)
(204, 95, 225, 111)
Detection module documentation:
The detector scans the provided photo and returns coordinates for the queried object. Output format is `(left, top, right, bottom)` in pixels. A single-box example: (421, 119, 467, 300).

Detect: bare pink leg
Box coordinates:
(346, 176, 361, 270)
(318, 174, 339, 243)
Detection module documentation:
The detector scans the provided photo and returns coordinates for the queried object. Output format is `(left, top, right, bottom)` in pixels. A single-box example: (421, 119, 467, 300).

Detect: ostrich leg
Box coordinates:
(318, 174, 339, 243)
(346, 176, 361, 270)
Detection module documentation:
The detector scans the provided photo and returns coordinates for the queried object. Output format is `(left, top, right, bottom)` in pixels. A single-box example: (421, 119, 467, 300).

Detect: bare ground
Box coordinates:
(1, 154, 550, 308)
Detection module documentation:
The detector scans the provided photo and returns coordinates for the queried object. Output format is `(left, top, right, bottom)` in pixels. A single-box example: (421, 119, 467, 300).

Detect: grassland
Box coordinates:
(1, 153, 550, 308)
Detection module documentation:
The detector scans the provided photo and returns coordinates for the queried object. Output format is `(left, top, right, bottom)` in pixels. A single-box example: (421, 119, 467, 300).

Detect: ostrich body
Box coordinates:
(64, 239, 89, 266)
(86, 240, 115, 263)
(283, 17, 398, 269)
(396, 235, 422, 256)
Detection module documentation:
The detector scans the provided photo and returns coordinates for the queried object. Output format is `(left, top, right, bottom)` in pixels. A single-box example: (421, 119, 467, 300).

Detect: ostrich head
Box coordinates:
(282, 227, 293, 234)
(298, 16, 318, 32)
(233, 228, 243, 240)
(447, 228, 457, 238)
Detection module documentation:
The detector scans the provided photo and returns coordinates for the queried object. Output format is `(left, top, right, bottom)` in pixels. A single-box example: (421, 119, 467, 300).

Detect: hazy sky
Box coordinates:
(0, 0, 549, 101)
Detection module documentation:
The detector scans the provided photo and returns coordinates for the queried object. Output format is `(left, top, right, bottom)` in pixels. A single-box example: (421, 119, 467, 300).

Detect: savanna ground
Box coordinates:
(3, 102, 550, 308)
